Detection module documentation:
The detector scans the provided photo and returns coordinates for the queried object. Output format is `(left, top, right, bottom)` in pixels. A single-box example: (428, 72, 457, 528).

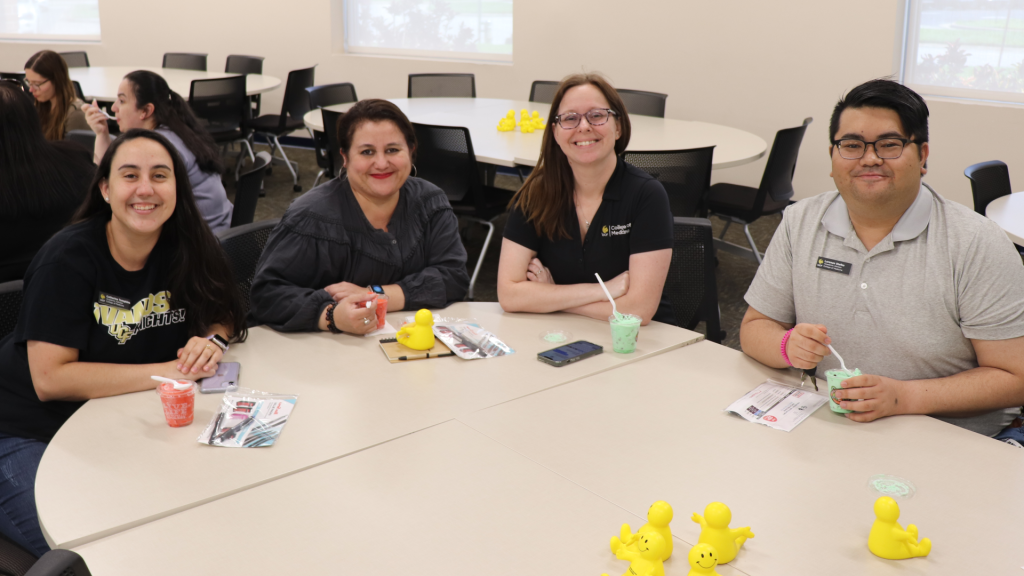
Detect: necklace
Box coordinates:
(575, 191, 590, 230)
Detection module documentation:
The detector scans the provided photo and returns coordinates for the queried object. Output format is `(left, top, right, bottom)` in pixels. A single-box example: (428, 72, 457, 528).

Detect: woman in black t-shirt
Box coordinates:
(498, 74, 673, 325)
(0, 130, 247, 557)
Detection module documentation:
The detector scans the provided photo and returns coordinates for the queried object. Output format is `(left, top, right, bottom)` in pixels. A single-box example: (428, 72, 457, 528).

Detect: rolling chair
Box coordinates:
(320, 108, 346, 184)
(0, 279, 23, 339)
(225, 55, 265, 117)
(623, 147, 715, 218)
(664, 218, 724, 343)
(306, 82, 358, 186)
(188, 75, 255, 179)
(217, 219, 281, 318)
(529, 80, 559, 104)
(230, 152, 272, 228)
(162, 53, 207, 71)
(23, 549, 92, 576)
(408, 74, 475, 98)
(59, 51, 89, 68)
(617, 88, 668, 118)
(965, 160, 1024, 257)
(249, 65, 316, 192)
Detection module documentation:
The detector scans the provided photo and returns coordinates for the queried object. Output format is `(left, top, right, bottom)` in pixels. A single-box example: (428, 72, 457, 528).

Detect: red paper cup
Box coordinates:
(374, 294, 389, 329)
(157, 380, 195, 427)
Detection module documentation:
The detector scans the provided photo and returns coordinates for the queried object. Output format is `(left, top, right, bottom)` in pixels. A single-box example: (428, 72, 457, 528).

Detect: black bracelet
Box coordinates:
(325, 303, 342, 334)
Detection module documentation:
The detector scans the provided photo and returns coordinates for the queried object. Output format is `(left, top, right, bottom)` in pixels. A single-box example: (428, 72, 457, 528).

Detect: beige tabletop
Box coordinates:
(302, 98, 768, 169)
(986, 191, 1024, 245)
(459, 340, 1024, 575)
(69, 66, 281, 100)
(37, 302, 701, 549)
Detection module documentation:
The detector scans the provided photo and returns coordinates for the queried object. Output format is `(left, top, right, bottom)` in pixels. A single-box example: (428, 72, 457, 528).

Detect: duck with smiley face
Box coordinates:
(601, 531, 666, 576)
(610, 500, 674, 561)
(686, 543, 722, 576)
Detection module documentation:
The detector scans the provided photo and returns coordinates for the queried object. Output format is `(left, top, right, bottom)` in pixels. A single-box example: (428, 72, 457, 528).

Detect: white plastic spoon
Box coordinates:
(150, 375, 192, 390)
(594, 273, 624, 320)
(827, 344, 847, 372)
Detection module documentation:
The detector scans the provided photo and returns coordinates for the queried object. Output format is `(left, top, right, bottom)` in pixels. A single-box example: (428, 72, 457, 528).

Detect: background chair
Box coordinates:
(320, 108, 346, 184)
(24, 549, 92, 576)
(964, 160, 1011, 216)
(413, 123, 514, 299)
(306, 82, 358, 186)
(225, 54, 265, 117)
(249, 65, 316, 192)
(231, 152, 272, 228)
(71, 80, 85, 101)
(162, 52, 207, 71)
(664, 217, 724, 343)
(59, 51, 89, 68)
(529, 80, 559, 104)
(0, 73, 27, 92)
(617, 88, 668, 118)
(705, 117, 812, 263)
(188, 75, 254, 178)
(65, 129, 97, 152)
(623, 146, 715, 218)
(217, 219, 281, 319)
(0, 280, 23, 340)
(408, 73, 475, 98)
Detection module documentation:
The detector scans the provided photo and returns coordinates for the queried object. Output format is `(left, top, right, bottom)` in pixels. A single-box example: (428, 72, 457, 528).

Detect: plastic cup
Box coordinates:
(374, 294, 388, 329)
(608, 314, 641, 354)
(826, 368, 862, 414)
(157, 380, 195, 427)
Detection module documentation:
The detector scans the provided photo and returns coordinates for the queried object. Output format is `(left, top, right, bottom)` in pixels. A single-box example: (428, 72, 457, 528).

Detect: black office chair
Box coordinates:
(65, 129, 96, 152)
(706, 117, 812, 263)
(413, 123, 513, 300)
(24, 549, 92, 576)
(231, 152, 272, 228)
(0, 280, 23, 340)
(217, 219, 281, 318)
(0, 73, 28, 92)
(71, 80, 85, 101)
(964, 160, 1011, 216)
(529, 80, 559, 104)
(249, 65, 316, 192)
(623, 147, 716, 218)
(664, 218, 724, 343)
(59, 51, 89, 68)
(307, 83, 358, 186)
(408, 74, 475, 98)
(188, 75, 254, 178)
(617, 88, 668, 118)
(321, 108, 346, 184)
(162, 52, 207, 71)
(225, 55, 265, 117)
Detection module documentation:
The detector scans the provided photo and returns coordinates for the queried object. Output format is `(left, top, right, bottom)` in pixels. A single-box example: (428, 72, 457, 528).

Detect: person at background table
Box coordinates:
(497, 73, 672, 325)
(0, 129, 247, 557)
(80, 70, 233, 233)
(739, 79, 1024, 439)
(250, 99, 468, 334)
(0, 81, 95, 282)
(23, 50, 88, 141)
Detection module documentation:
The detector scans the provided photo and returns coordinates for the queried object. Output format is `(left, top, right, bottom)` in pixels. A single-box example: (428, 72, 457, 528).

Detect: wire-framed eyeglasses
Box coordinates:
(27, 78, 50, 91)
(553, 108, 617, 130)
(832, 138, 912, 160)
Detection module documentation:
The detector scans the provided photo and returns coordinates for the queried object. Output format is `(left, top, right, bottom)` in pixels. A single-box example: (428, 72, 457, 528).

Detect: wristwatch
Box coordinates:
(207, 334, 229, 352)
(369, 285, 385, 295)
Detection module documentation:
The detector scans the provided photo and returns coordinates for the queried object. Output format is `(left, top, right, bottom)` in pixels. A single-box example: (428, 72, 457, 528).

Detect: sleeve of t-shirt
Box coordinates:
(628, 179, 673, 254)
(15, 259, 97, 352)
(956, 220, 1024, 341)
(743, 206, 797, 324)
(502, 205, 541, 252)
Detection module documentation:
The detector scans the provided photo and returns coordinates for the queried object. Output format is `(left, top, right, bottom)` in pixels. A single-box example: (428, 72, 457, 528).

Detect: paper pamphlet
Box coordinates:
(725, 379, 827, 432)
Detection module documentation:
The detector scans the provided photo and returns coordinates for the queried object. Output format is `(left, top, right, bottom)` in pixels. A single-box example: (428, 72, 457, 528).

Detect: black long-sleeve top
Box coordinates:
(249, 177, 469, 332)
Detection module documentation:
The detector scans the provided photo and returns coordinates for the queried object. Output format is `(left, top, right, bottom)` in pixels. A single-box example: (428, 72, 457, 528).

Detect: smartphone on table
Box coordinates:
(537, 341, 603, 367)
(199, 362, 240, 393)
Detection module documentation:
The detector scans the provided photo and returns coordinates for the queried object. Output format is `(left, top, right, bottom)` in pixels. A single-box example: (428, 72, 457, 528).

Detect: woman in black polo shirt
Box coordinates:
(498, 73, 673, 324)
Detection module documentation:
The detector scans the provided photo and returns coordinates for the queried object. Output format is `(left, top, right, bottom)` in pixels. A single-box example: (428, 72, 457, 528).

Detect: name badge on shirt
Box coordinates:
(816, 257, 852, 275)
(97, 291, 132, 310)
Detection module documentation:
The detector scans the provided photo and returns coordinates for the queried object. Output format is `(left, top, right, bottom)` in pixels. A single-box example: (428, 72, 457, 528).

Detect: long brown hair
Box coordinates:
(24, 50, 77, 141)
(510, 73, 632, 240)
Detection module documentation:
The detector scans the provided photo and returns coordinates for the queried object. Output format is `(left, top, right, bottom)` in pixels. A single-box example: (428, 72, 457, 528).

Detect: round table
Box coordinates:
(985, 192, 1024, 245)
(69, 66, 281, 100)
(302, 98, 767, 169)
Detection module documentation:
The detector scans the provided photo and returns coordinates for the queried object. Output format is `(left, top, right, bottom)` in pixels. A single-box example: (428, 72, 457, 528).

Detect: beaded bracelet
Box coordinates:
(325, 303, 342, 334)
(779, 327, 795, 367)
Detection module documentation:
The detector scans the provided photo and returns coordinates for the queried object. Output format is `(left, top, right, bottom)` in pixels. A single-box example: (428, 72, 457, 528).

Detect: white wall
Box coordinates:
(4, 0, 1023, 208)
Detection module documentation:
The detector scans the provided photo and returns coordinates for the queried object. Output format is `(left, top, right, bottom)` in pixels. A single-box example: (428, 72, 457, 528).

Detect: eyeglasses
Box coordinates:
(27, 79, 50, 91)
(832, 138, 912, 160)
(553, 108, 617, 130)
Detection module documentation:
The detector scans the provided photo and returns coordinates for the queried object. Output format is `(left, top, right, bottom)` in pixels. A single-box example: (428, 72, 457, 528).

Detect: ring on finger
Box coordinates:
(363, 317, 371, 325)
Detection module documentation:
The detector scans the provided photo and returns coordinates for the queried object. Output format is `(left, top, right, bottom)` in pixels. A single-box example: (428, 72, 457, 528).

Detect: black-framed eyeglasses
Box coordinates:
(832, 137, 912, 160)
(27, 78, 50, 91)
(553, 108, 617, 130)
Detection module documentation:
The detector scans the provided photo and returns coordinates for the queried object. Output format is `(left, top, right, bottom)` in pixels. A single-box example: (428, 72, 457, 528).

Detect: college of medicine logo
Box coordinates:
(818, 258, 825, 265)
(93, 290, 186, 344)
(602, 225, 609, 234)
(601, 223, 631, 237)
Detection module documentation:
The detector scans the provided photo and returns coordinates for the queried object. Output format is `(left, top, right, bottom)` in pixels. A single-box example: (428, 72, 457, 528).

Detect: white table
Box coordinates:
(302, 98, 768, 169)
(69, 66, 281, 100)
(986, 191, 1024, 245)
(37, 302, 701, 549)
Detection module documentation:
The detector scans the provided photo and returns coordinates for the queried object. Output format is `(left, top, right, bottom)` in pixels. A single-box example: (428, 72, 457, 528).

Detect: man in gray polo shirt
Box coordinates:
(740, 79, 1024, 437)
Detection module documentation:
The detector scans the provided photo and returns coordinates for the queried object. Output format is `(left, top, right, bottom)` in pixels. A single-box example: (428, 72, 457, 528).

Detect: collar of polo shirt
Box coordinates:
(820, 184, 934, 243)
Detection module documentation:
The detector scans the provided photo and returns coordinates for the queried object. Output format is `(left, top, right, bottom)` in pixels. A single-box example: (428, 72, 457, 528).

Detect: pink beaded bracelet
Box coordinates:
(780, 328, 795, 367)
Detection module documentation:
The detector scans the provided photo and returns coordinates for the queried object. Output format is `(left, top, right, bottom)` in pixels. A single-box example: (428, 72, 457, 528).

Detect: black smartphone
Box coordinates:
(199, 362, 240, 394)
(537, 340, 603, 367)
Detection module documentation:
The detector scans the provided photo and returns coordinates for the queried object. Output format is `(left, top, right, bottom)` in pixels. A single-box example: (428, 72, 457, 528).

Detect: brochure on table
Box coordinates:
(725, 379, 827, 432)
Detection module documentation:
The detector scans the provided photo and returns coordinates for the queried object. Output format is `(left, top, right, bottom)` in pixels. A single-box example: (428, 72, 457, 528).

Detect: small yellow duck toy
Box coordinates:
(691, 502, 754, 564)
(395, 309, 435, 350)
(868, 496, 931, 560)
(602, 531, 666, 576)
(497, 110, 516, 132)
(686, 543, 722, 576)
(610, 500, 674, 561)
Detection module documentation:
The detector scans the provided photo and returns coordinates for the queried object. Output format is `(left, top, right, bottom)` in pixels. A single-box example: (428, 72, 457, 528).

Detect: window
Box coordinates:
(902, 0, 1024, 104)
(343, 0, 512, 63)
(0, 0, 101, 41)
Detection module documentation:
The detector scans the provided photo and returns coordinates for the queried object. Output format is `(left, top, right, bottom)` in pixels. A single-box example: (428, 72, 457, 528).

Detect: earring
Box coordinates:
(103, 196, 109, 203)
(411, 164, 418, 178)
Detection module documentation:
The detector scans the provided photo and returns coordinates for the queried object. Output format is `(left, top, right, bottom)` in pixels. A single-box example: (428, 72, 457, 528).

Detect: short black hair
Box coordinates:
(830, 79, 929, 146)
(336, 99, 417, 164)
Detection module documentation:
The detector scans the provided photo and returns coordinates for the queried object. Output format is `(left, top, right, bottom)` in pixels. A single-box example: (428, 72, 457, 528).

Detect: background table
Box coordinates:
(302, 98, 768, 169)
(69, 66, 281, 100)
(985, 191, 1024, 245)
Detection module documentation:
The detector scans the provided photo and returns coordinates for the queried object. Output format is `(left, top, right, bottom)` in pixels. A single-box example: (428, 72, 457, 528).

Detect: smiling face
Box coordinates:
(688, 543, 719, 572)
(112, 78, 156, 132)
(341, 120, 413, 202)
(24, 68, 55, 103)
(636, 532, 665, 560)
(100, 137, 177, 240)
(553, 83, 621, 173)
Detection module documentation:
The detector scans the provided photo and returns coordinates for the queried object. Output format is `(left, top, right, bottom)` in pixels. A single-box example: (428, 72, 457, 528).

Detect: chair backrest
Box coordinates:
(306, 83, 358, 109)
(0, 280, 23, 340)
(408, 73, 475, 98)
(964, 160, 1011, 216)
(623, 147, 715, 218)
(24, 548, 92, 576)
(59, 51, 90, 68)
(217, 218, 281, 317)
(753, 117, 813, 210)
(65, 129, 97, 151)
(225, 54, 264, 75)
(529, 80, 559, 104)
(412, 123, 480, 206)
(275, 66, 317, 130)
(188, 75, 250, 134)
(321, 108, 345, 179)
(617, 88, 668, 118)
(663, 218, 723, 343)
(0, 530, 37, 576)
(72, 80, 85, 101)
(0, 72, 28, 92)
(163, 52, 207, 71)
(231, 152, 271, 228)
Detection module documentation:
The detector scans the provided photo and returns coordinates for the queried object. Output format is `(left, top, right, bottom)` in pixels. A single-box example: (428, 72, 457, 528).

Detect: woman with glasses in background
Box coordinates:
(23, 50, 88, 141)
(497, 73, 673, 325)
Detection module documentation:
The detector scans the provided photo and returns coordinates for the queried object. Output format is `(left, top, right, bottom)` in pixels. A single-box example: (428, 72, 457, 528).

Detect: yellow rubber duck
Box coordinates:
(691, 502, 754, 564)
(610, 500, 674, 561)
(868, 497, 931, 560)
(530, 110, 546, 130)
(602, 531, 666, 576)
(395, 309, 435, 350)
(686, 543, 722, 576)
(497, 110, 516, 132)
